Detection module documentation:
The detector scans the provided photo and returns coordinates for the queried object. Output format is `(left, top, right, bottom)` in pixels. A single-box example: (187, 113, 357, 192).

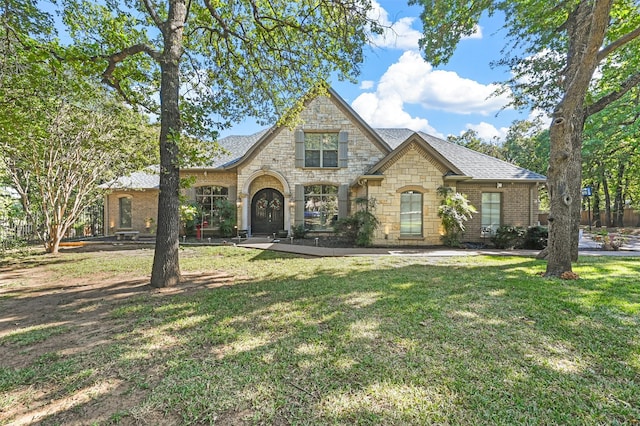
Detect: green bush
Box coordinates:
(334, 198, 380, 247)
(214, 199, 237, 237)
(292, 224, 307, 239)
(437, 187, 477, 247)
(523, 225, 548, 249)
(491, 225, 526, 249)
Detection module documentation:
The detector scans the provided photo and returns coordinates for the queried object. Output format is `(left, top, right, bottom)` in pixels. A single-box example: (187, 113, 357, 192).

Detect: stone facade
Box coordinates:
(103, 89, 544, 245)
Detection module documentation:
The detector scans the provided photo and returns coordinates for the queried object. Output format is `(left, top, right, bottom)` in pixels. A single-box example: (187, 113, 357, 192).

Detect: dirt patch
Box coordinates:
(0, 247, 240, 425)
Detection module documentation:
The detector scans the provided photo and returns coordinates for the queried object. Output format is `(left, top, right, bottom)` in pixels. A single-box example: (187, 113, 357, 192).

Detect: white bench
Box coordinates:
(115, 230, 140, 240)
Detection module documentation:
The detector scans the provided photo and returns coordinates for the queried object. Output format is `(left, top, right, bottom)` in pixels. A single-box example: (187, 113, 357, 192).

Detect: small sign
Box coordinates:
(582, 187, 592, 197)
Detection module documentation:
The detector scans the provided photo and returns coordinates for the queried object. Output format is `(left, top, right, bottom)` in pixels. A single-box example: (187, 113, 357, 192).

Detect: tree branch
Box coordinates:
(586, 72, 640, 117)
(597, 25, 640, 62)
(141, 0, 163, 27)
(203, 0, 249, 42)
(91, 43, 160, 104)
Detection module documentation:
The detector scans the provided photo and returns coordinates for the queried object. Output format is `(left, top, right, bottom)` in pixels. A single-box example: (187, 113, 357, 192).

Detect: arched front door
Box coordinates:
(251, 188, 284, 235)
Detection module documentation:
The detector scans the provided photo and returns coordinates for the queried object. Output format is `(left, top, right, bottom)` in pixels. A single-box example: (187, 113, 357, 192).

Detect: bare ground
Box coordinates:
(0, 245, 240, 425)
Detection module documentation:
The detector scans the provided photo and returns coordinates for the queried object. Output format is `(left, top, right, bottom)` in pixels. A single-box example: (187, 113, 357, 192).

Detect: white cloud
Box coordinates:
(379, 51, 510, 115)
(352, 51, 512, 135)
(367, 0, 422, 50)
(367, 2, 482, 49)
(352, 91, 442, 136)
(359, 80, 375, 90)
(464, 122, 509, 142)
(527, 108, 552, 128)
(462, 24, 483, 40)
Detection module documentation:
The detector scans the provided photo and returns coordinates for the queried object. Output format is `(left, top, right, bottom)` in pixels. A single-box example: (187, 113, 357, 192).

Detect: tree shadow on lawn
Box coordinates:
(1, 252, 639, 425)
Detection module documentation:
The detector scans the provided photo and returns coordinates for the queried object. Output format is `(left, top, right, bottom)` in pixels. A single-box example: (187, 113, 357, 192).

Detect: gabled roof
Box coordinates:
(213, 87, 391, 169)
(372, 128, 546, 182)
(107, 89, 546, 189)
(209, 128, 272, 168)
(367, 131, 464, 177)
(101, 166, 160, 190)
(184, 87, 394, 171)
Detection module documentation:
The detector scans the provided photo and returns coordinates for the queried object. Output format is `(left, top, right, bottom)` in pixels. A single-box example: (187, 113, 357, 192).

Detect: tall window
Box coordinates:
(400, 191, 422, 236)
(304, 185, 338, 230)
(196, 186, 228, 225)
(481, 193, 501, 234)
(305, 133, 338, 168)
(119, 197, 132, 228)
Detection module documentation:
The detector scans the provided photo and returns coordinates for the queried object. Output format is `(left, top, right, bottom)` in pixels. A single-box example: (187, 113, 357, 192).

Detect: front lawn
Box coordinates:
(1, 246, 638, 424)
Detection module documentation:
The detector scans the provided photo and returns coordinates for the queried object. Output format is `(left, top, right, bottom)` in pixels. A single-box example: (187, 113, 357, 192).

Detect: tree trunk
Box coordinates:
(545, 112, 584, 276)
(150, 1, 186, 288)
(612, 160, 625, 227)
(544, 0, 611, 277)
(593, 181, 601, 227)
(602, 173, 612, 226)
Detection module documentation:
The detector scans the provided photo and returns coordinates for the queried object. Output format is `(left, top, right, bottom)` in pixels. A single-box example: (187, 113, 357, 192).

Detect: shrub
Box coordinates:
(334, 198, 379, 247)
(491, 225, 526, 249)
(214, 199, 237, 237)
(523, 225, 548, 249)
(437, 186, 477, 247)
(292, 224, 307, 239)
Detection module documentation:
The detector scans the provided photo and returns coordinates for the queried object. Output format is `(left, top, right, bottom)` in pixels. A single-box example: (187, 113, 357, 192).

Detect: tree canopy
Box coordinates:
(53, 0, 380, 287)
(411, 0, 640, 276)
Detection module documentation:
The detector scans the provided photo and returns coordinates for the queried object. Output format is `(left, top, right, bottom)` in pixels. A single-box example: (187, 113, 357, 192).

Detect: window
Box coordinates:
(305, 133, 338, 168)
(119, 197, 132, 228)
(196, 186, 228, 225)
(400, 191, 422, 236)
(481, 193, 501, 234)
(304, 185, 338, 230)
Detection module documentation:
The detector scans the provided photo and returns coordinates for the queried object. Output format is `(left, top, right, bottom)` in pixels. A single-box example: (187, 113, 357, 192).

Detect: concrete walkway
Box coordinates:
(238, 234, 640, 258)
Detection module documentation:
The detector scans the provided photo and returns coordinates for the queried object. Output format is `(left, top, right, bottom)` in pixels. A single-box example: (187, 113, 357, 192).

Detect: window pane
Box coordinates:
(323, 150, 338, 167)
(304, 133, 338, 168)
(195, 186, 229, 225)
(304, 133, 322, 150)
(323, 133, 338, 149)
(481, 192, 501, 232)
(305, 150, 320, 167)
(400, 191, 422, 236)
(323, 185, 338, 194)
(304, 185, 338, 231)
(119, 198, 132, 228)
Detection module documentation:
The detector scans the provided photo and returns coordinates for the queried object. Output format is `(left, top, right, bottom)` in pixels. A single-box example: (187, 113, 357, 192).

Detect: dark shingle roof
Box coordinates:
(208, 128, 271, 168)
(374, 128, 546, 181)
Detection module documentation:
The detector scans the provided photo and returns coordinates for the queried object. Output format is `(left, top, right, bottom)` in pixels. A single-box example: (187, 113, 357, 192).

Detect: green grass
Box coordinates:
(1, 247, 639, 425)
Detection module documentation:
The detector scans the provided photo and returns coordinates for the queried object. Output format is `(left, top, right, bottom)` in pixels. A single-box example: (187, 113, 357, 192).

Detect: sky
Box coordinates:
(223, 0, 540, 142)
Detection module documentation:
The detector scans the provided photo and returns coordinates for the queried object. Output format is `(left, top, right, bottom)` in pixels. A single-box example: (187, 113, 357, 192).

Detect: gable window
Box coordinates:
(400, 191, 422, 236)
(119, 197, 132, 228)
(304, 185, 338, 230)
(481, 192, 501, 234)
(196, 186, 228, 224)
(305, 133, 338, 168)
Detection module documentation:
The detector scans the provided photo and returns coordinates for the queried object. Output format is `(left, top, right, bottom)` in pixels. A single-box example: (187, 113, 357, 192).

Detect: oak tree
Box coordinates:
(59, 0, 380, 287)
(411, 0, 640, 276)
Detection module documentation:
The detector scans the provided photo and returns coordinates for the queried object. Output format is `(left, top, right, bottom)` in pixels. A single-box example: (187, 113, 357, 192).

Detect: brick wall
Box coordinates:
(105, 190, 158, 236)
(457, 182, 539, 242)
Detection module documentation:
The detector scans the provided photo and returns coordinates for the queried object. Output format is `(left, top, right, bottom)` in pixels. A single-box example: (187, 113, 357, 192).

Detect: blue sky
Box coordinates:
(224, 0, 541, 141)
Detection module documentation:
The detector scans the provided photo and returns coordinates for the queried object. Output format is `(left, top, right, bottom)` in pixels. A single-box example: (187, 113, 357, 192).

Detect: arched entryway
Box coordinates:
(251, 188, 284, 235)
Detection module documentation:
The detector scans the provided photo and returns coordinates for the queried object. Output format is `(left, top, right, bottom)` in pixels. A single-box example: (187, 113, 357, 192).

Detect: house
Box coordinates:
(103, 88, 546, 245)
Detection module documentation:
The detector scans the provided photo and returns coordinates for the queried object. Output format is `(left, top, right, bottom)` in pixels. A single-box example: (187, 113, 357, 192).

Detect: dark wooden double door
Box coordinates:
(251, 188, 284, 235)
